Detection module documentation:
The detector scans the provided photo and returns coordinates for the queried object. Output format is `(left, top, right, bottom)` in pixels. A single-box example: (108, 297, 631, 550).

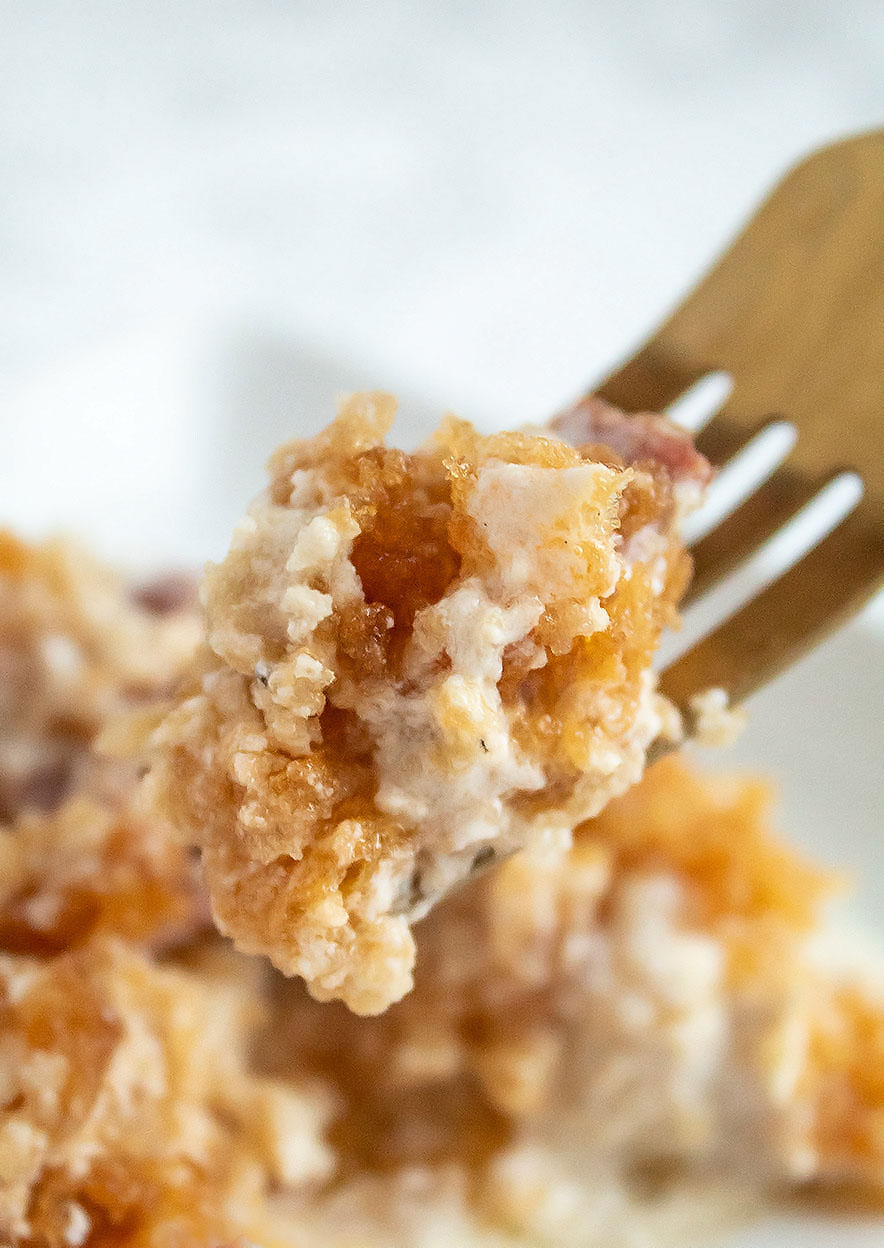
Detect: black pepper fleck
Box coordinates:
(471, 846, 496, 872)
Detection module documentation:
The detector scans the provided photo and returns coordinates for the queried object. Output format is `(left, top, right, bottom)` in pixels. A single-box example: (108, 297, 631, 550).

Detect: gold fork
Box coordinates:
(591, 129, 884, 723)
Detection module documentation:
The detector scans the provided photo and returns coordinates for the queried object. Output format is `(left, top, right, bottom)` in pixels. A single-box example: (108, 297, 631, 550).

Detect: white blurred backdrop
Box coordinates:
(2, 0, 883, 555)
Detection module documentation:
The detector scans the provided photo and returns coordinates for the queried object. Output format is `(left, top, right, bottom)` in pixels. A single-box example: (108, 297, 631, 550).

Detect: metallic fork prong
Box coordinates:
(660, 499, 883, 711)
(683, 461, 836, 607)
(596, 349, 705, 416)
(694, 410, 778, 465)
(587, 130, 883, 719)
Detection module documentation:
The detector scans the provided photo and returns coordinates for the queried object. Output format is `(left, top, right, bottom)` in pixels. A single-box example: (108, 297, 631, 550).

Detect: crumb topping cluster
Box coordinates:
(270, 757, 884, 1205)
(150, 393, 703, 1012)
(0, 530, 881, 1248)
(0, 532, 198, 822)
(0, 537, 329, 1248)
(0, 938, 333, 1248)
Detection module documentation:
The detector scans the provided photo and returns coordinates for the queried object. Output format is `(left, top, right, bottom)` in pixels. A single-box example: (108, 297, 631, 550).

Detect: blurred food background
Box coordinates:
(0, 2, 881, 918)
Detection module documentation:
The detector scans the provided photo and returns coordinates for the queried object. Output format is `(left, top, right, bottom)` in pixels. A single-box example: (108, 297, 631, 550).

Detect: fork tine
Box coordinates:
(660, 498, 884, 711)
(683, 462, 835, 606)
(694, 411, 776, 464)
(595, 347, 706, 414)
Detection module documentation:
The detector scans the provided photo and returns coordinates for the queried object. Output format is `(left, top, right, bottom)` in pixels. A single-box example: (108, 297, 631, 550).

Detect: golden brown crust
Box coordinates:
(1, 505, 882, 1245)
(0, 938, 333, 1248)
(0, 535, 336, 1248)
(0, 793, 203, 957)
(150, 394, 705, 1013)
(0, 532, 199, 823)
(265, 758, 884, 1198)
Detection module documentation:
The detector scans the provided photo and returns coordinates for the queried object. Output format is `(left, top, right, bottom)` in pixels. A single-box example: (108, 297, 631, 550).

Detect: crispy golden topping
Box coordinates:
(150, 393, 704, 1013)
(266, 757, 883, 1202)
(0, 938, 333, 1248)
(585, 756, 835, 939)
(0, 793, 202, 957)
(0, 532, 198, 822)
(1, 473, 882, 1247)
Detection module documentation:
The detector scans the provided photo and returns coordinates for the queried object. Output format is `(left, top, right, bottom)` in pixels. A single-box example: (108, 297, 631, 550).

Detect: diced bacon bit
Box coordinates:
(552, 395, 714, 488)
(3, 754, 75, 818)
(131, 571, 198, 615)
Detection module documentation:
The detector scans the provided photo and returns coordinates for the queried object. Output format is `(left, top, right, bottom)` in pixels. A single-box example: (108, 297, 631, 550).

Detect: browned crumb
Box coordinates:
(266, 757, 883, 1203)
(149, 393, 708, 1013)
(0, 536, 340, 1248)
(0, 791, 204, 957)
(0, 937, 333, 1248)
(1, 456, 881, 1247)
(0, 532, 199, 822)
(2, 696, 881, 1246)
(803, 981, 884, 1185)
